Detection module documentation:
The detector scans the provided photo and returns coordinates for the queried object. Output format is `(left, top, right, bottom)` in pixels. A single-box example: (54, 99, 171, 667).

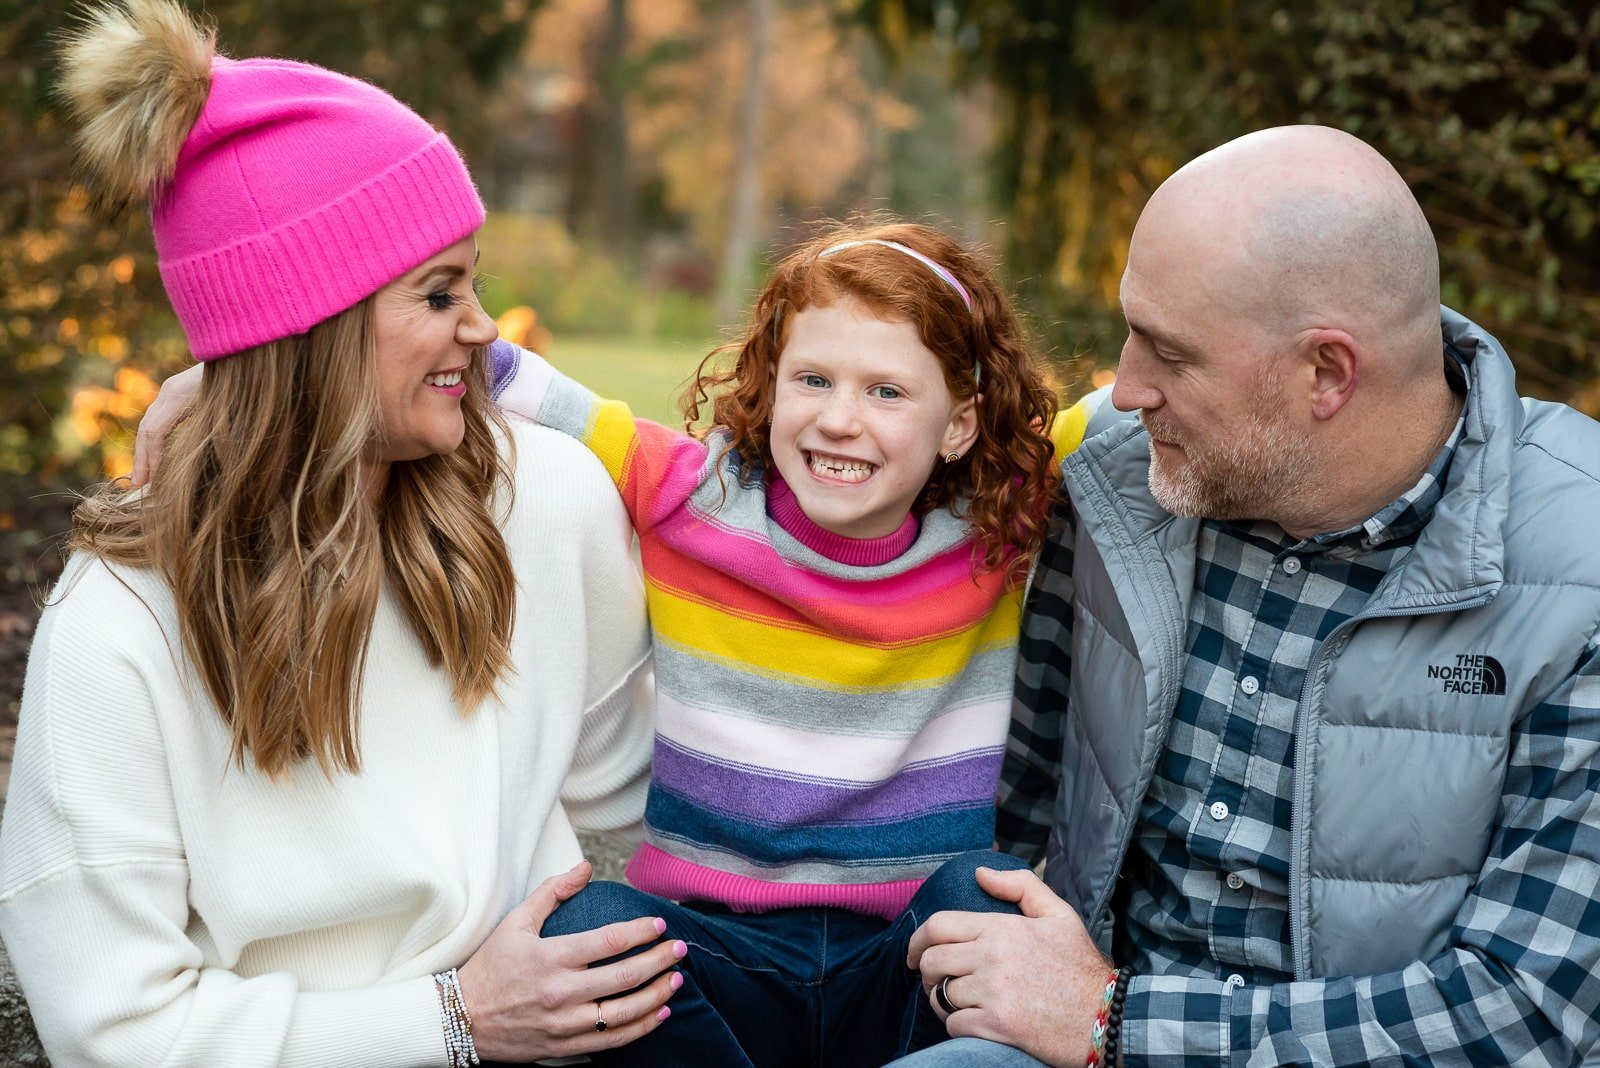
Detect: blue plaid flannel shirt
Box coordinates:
(999, 398, 1600, 1065)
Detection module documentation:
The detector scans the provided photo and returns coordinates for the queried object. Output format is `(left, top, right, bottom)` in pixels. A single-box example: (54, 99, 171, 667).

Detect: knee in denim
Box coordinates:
(540, 879, 657, 940)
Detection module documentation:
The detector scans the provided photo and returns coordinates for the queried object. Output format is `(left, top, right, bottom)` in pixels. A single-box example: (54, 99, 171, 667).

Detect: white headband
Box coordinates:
(817, 239, 975, 311)
(773, 238, 983, 386)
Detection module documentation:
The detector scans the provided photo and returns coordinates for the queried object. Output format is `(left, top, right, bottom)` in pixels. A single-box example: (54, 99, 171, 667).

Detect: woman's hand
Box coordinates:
(131, 362, 204, 486)
(456, 860, 685, 1061)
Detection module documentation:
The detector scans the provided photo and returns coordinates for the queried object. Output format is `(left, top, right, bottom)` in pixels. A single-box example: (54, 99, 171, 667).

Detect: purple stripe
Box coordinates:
(651, 739, 1003, 827)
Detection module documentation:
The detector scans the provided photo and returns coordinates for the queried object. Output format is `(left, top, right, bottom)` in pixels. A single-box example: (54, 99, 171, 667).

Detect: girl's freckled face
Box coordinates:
(768, 297, 971, 540)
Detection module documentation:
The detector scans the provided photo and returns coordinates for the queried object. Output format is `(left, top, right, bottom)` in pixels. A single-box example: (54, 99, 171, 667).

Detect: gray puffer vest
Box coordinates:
(1035, 307, 1600, 979)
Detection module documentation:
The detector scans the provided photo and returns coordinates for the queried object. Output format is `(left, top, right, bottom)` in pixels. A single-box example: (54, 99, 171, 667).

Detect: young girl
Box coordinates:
(491, 222, 1092, 1065)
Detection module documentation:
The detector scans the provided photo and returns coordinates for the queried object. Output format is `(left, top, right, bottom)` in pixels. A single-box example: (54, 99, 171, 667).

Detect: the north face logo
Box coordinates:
(1425, 654, 1507, 695)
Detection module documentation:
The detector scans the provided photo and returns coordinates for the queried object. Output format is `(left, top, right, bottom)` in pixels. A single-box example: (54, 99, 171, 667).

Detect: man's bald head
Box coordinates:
(1133, 125, 1440, 376)
(1114, 126, 1463, 537)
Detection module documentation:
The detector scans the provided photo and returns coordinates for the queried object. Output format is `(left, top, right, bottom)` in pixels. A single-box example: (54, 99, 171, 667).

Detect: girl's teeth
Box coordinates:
(808, 454, 873, 483)
(425, 371, 463, 387)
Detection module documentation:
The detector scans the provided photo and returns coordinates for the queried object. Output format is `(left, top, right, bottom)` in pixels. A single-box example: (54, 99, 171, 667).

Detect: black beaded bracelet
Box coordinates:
(1102, 966, 1132, 1066)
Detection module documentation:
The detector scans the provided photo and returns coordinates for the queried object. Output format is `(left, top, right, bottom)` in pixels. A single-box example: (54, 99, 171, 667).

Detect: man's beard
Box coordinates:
(1140, 390, 1317, 522)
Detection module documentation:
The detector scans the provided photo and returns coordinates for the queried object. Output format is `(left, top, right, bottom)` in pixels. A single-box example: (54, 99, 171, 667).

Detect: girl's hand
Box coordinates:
(131, 362, 204, 486)
(456, 860, 684, 1061)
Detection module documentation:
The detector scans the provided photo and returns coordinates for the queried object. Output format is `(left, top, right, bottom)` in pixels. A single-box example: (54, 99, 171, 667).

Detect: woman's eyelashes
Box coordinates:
(426, 272, 489, 311)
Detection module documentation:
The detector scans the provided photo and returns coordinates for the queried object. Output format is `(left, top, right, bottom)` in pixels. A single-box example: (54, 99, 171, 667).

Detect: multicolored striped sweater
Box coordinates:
(489, 340, 1089, 919)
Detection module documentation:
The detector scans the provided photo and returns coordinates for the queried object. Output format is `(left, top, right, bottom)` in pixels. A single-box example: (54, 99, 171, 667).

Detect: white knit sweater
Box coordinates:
(0, 419, 654, 1068)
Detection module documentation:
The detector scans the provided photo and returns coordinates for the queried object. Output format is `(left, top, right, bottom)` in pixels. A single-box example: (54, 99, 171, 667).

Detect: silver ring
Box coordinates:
(594, 1000, 608, 1033)
(934, 974, 960, 1015)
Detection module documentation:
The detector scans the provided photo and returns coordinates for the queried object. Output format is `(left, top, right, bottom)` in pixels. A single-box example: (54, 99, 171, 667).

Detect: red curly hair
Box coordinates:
(683, 221, 1059, 577)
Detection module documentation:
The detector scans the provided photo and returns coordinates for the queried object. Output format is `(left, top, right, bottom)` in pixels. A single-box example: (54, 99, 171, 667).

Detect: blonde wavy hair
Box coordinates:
(70, 302, 516, 777)
(59, 0, 514, 777)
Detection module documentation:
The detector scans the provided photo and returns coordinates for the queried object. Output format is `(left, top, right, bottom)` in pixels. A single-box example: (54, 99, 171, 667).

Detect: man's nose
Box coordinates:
(1111, 345, 1161, 413)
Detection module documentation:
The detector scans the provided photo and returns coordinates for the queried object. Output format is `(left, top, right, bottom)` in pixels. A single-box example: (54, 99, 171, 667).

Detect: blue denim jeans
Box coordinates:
(536, 849, 1030, 1068)
(886, 1037, 1049, 1066)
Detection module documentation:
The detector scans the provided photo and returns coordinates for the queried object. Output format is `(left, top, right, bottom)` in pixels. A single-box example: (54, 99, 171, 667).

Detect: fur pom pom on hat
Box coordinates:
(58, 0, 485, 360)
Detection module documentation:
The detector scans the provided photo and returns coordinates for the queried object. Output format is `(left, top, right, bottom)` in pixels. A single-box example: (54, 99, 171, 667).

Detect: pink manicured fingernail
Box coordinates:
(673, 940, 688, 959)
(670, 971, 684, 991)
(653, 917, 667, 935)
(657, 1006, 672, 1021)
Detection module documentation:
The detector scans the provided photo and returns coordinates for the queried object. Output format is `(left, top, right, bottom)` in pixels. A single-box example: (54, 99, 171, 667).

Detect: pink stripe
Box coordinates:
(652, 514, 993, 608)
(615, 420, 714, 530)
(626, 844, 922, 921)
(766, 478, 918, 565)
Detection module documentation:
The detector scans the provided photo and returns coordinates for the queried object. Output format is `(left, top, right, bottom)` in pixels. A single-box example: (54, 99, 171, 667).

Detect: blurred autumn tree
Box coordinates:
(1, 0, 543, 480)
(851, 0, 1600, 411)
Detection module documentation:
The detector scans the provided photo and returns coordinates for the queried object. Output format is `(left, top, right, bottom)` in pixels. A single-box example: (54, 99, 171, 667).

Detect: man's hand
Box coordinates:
(907, 866, 1112, 1068)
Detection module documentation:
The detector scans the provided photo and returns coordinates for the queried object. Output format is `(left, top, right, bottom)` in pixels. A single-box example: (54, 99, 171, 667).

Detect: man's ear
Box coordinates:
(942, 394, 982, 458)
(1303, 330, 1358, 421)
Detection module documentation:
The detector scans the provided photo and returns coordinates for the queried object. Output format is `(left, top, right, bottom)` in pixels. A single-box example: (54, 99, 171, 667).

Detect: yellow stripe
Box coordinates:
(647, 582, 1023, 691)
(583, 397, 642, 492)
(1050, 394, 1094, 460)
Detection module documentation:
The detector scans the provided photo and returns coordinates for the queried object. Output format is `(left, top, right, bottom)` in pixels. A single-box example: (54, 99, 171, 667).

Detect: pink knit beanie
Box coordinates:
(160, 58, 485, 360)
(59, 0, 484, 361)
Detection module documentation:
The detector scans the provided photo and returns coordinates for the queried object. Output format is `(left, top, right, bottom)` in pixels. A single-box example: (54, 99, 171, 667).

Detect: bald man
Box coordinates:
(898, 126, 1600, 1066)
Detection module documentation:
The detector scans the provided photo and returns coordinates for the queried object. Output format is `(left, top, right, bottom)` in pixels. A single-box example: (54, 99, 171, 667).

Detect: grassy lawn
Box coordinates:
(539, 335, 721, 426)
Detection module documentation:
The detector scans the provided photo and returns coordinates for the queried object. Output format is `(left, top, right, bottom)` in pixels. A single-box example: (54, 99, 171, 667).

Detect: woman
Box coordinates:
(0, 2, 682, 1064)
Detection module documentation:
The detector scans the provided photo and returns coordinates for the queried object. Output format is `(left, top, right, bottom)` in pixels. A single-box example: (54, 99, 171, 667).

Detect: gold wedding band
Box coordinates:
(594, 1000, 608, 1033)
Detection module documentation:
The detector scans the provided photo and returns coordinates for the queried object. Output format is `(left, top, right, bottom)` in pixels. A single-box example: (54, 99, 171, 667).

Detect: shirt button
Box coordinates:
(1226, 872, 1245, 890)
(1282, 557, 1302, 575)
(1225, 973, 1245, 991)
(1209, 801, 1230, 821)
(1239, 676, 1260, 695)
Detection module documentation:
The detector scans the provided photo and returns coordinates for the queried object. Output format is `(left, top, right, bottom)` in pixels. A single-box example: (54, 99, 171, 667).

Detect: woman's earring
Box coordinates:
(944, 452, 961, 464)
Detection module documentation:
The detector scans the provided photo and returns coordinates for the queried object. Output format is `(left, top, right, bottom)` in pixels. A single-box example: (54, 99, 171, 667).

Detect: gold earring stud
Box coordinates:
(944, 452, 961, 463)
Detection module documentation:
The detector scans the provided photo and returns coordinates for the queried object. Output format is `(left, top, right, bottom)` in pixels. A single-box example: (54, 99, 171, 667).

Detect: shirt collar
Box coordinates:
(1305, 344, 1471, 552)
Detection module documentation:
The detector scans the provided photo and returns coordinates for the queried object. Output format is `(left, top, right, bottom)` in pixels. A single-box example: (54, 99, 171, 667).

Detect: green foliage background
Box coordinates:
(853, 0, 1600, 407)
(5, 0, 1598, 483)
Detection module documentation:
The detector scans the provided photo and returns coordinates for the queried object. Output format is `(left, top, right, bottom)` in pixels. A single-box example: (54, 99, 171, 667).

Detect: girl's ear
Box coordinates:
(941, 394, 981, 458)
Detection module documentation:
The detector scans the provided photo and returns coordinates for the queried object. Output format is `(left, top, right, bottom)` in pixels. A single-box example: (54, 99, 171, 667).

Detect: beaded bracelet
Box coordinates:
(1102, 966, 1132, 1066)
(1086, 965, 1133, 1068)
(433, 968, 481, 1068)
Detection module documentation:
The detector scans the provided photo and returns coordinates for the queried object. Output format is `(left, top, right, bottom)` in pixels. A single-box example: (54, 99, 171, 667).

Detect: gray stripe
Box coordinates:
(655, 643, 1017, 736)
(643, 833, 949, 884)
(540, 370, 605, 439)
